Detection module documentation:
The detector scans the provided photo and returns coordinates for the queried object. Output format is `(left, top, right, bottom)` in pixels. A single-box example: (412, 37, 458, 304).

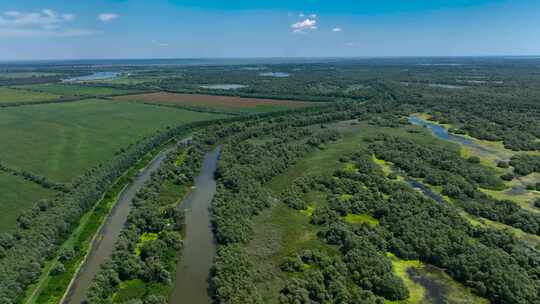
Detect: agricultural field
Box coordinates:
(0, 99, 228, 182)
(0, 87, 62, 104)
(0, 172, 58, 232)
(13, 83, 143, 97)
(115, 92, 317, 113)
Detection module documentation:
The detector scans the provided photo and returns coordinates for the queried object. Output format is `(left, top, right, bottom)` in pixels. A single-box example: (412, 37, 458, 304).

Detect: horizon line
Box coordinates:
(2, 54, 540, 63)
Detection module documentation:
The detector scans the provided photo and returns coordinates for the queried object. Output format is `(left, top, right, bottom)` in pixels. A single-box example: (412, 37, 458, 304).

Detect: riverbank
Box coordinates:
(62, 139, 190, 304)
(21, 139, 181, 304)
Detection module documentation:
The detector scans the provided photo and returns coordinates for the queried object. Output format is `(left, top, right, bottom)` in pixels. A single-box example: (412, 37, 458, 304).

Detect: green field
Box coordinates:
(0, 172, 58, 232)
(0, 87, 62, 104)
(0, 99, 228, 182)
(13, 83, 142, 97)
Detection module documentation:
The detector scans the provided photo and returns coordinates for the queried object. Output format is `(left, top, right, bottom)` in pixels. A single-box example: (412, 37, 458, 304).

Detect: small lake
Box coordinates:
(63, 72, 120, 82)
(259, 72, 290, 78)
(428, 83, 465, 89)
(240, 67, 266, 71)
(200, 84, 247, 90)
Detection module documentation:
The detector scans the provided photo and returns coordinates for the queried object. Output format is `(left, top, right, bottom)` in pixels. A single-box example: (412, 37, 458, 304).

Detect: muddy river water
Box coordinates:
(170, 147, 220, 304)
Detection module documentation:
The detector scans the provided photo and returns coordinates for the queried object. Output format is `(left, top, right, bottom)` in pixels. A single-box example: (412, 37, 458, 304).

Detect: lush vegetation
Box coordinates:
(0, 117, 226, 304)
(0, 172, 58, 232)
(510, 154, 540, 176)
(0, 87, 61, 105)
(13, 83, 144, 98)
(369, 135, 540, 235)
(86, 142, 203, 303)
(0, 99, 227, 182)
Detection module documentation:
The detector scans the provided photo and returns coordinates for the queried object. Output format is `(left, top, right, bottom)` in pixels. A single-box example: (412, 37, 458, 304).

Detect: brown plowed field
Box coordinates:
(115, 92, 316, 111)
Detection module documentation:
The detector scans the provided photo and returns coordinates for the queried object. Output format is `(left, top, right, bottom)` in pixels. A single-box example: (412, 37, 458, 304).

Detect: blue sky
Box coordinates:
(0, 0, 539, 60)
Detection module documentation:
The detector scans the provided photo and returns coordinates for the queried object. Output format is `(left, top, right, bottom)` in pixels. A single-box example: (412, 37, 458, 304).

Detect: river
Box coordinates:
(170, 147, 220, 304)
(63, 140, 188, 304)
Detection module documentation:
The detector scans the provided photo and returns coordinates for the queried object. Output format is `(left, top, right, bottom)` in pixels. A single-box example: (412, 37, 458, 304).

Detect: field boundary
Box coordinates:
(0, 161, 69, 192)
(125, 100, 242, 116)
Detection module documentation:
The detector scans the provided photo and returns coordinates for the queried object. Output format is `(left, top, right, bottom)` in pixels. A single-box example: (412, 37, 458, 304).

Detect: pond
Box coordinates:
(259, 72, 290, 78)
(63, 72, 120, 82)
(200, 84, 247, 90)
(428, 83, 465, 89)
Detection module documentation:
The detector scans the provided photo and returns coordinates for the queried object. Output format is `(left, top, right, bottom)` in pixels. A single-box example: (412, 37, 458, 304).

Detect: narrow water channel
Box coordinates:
(170, 147, 220, 304)
(406, 178, 445, 203)
(63, 142, 183, 304)
(408, 116, 493, 153)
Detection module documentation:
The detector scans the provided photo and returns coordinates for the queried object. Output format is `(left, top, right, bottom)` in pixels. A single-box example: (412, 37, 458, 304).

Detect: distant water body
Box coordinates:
(259, 72, 290, 78)
(63, 72, 120, 82)
(200, 84, 247, 90)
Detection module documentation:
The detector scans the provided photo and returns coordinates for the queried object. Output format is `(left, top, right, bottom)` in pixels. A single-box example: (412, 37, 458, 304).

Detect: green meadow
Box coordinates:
(0, 87, 62, 104)
(0, 172, 58, 232)
(13, 83, 142, 97)
(0, 99, 228, 182)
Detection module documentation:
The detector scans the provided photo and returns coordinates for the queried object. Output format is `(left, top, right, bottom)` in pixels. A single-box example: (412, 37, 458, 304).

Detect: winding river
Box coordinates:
(63, 140, 189, 304)
(170, 147, 220, 304)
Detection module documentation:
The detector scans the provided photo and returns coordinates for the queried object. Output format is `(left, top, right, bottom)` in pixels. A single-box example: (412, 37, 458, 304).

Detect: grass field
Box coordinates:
(0, 87, 62, 104)
(0, 172, 58, 232)
(14, 83, 142, 97)
(115, 92, 317, 113)
(0, 99, 228, 182)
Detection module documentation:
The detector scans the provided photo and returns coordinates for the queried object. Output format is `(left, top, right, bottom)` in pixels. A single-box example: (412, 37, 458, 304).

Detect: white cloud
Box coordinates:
(345, 42, 356, 47)
(0, 9, 93, 38)
(291, 18, 317, 33)
(152, 40, 169, 47)
(332, 27, 343, 32)
(98, 13, 119, 22)
(309, 14, 317, 18)
(0, 28, 96, 38)
(63, 14, 75, 21)
(0, 9, 74, 27)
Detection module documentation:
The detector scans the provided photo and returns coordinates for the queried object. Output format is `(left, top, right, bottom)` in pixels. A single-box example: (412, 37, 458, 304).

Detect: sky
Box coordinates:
(0, 0, 539, 60)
